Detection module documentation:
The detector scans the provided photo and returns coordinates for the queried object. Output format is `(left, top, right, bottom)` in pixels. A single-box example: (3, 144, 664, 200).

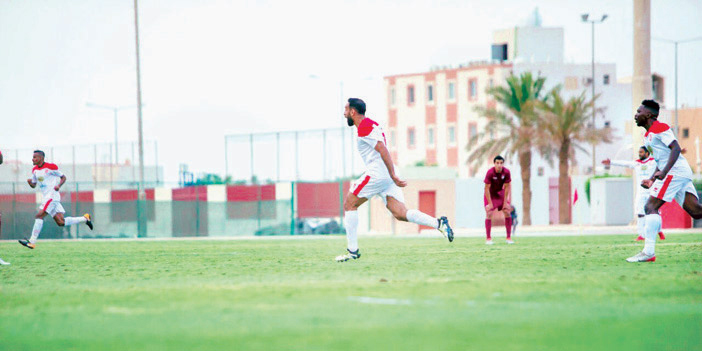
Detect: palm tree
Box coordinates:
(468, 72, 548, 225)
(536, 88, 613, 224)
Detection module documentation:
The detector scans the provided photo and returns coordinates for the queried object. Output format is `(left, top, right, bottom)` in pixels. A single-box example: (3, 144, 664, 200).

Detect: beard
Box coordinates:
(346, 117, 354, 127)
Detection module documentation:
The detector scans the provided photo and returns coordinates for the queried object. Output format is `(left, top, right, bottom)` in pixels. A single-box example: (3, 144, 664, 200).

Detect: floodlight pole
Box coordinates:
(134, 0, 147, 237)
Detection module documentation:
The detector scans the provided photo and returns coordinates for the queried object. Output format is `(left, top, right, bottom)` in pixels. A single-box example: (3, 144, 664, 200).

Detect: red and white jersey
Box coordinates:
(610, 157, 656, 192)
(356, 117, 391, 179)
(644, 121, 693, 179)
(31, 163, 63, 201)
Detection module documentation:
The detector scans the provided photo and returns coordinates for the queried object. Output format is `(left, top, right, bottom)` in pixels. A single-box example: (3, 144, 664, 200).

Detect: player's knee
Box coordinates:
(393, 212, 406, 221)
(56, 220, 65, 227)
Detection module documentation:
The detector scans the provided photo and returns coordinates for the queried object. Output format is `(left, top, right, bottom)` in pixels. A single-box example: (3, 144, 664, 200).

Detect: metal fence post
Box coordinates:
(290, 181, 295, 235)
(250, 134, 254, 183)
(12, 183, 17, 237)
(224, 136, 229, 180)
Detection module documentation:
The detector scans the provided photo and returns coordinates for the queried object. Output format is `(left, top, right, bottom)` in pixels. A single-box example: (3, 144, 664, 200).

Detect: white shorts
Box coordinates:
(350, 174, 405, 205)
(39, 198, 65, 217)
(650, 175, 698, 205)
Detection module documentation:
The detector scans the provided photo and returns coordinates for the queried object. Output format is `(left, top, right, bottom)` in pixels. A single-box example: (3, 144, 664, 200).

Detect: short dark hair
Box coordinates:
(348, 98, 366, 115)
(493, 155, 505, 163)
(640, 146, 649, 154)
(33, 150, 45, 157)
(641, 99, 660, 116)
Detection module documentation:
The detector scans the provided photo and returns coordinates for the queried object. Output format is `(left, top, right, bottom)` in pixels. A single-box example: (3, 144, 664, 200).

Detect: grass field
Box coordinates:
(1, 234, 701, 351)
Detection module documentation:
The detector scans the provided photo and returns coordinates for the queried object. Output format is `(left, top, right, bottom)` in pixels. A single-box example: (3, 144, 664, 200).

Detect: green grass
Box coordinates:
(1, 234, 701, 351)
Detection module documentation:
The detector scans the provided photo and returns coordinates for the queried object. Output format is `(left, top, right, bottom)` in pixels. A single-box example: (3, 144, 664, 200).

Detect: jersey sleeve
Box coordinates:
(483, 170, 492, 184)
(504, 170, 511, 183)
(47, 163, 63, 178)
(30, 170, 38, 184)
(658, 129, 677, 148)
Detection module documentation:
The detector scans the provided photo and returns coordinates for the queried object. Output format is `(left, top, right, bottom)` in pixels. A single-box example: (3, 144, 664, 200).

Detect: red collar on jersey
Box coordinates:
(32, 162, 58, 171)
(644, 121, 670, 137)
(636, 157, 654, 164)
(357, 117, 379, 137)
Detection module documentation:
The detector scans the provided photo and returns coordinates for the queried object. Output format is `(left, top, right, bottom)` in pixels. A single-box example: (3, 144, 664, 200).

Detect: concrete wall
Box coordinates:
(590, 177, 634, 225)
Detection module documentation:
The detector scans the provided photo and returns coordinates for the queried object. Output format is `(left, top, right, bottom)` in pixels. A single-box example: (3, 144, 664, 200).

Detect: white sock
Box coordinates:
(344, 211, 359, 252)
(643, 214, 662, 256)
(30, 219, 43, 243)
(406, 209, 439, 229)
(637, 216, 645, 238)
(64, 216, 87, 226)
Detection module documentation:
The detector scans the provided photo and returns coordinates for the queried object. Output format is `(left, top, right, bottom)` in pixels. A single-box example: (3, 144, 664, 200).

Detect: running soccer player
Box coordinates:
(628, 100, 702, 262)
(0, 149, 8, 265)
(18, 150, 93, 249)
(602, 146, 665, 241)
(484, 155, 513, 245)
(336, 98, 454, 262)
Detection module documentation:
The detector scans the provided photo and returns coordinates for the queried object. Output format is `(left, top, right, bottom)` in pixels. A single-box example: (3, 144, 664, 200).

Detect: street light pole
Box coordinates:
(86, 103, 140, 164)
(652, 36, 702, 136)
(582, 13, 608, 175)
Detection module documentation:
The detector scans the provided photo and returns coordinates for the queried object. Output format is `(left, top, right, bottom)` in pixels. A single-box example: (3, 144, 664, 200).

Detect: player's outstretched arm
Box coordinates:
(603, 159, 636, 168)
(27, 178, 36, 188)
(374, 141, 406, 187)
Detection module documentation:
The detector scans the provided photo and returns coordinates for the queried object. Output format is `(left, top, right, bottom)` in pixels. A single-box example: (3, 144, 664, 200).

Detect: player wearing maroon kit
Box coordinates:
(484, 155, 513, 245)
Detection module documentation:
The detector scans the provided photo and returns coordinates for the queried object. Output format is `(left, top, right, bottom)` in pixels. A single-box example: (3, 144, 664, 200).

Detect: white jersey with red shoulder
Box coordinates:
(356, 117, 391, 179)
(644, 121, 693, 179)
(31, 163, 63, 201)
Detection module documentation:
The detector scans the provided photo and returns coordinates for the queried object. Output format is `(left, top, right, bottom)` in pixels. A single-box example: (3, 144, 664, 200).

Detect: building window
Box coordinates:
(469, 79, 477, 99)
(427, 84, 434, 102)
(391, 88, 396, 106)
(603, 74, 610, 85)
(448, 82, 455, 100)
(408, 128, 416, 148)
(683, 128, 690, 138)
(448, 126, 456, 145)
(565, 76, 579, 90)
(407, 85, 415, 105)
(390, 130, 396, 147)
(469, 123, 478, 141)
(428, 127, 435, 146)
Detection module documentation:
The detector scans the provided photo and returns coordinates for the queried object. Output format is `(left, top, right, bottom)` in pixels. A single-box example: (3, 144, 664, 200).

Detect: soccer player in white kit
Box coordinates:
(627, 100, 702, 262)
(336, 98, 454, 262)
(18, 150, 93, 249)
(602, 146, 665, 241)
(0, 150, 9, 265)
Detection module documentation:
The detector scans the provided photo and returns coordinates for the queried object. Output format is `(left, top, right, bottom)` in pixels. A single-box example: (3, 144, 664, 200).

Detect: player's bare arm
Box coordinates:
(27, 178, 37, 188)
(374, 141, 406, 187)
(654, 140, 682, 180)
(56, 175, 67, 191)
(484, 184, 493, 211)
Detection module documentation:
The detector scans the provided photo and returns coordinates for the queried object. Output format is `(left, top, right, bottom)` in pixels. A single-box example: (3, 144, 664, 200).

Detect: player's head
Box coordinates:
(638, 146, 650, 160)
(32, 150, 45, 166)
(493, 155, 505, 171)
(635, 99, 660, 127)
(344, 98, 366, 126)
